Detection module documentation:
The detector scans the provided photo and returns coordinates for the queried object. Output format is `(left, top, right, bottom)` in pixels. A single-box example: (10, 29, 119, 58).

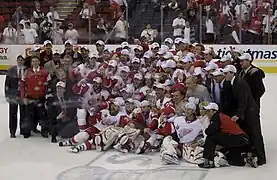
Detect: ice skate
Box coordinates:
(67, 146, 80, 153)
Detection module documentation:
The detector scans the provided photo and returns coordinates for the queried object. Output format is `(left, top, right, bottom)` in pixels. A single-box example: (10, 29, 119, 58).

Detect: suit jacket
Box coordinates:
(239, 65, 265, 107)
(220, 79, 236, 117)
(231, 76, 259, 121)
(5, 65, 22, 101)
(46, 95, 77, 121)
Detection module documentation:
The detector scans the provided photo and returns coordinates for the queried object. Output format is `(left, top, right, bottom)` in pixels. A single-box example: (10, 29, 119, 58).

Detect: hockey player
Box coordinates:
(73, 53, 100, 79)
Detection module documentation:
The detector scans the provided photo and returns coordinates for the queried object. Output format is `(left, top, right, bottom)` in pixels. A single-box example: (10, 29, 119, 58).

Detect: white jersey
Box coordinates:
(156, 97, 172, 109)
(173, 116, 203, 144)
(75, 63, 99, 79)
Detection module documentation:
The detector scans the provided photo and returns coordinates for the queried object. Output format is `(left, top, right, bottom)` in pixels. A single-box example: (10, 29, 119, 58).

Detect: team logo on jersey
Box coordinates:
(179, 128, 193, 137)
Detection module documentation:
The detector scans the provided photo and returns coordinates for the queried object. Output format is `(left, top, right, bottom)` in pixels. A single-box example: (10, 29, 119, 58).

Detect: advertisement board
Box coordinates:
(0, 44, 276, 72)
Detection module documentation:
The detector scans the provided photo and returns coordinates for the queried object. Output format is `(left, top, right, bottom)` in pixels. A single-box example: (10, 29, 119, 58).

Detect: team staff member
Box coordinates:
(198, 103, 252, 168)
(20, 56, 50, 138)
(5, 55, 26, 138)
(222, 65, 266, 166)
(238, 53, 265, 108)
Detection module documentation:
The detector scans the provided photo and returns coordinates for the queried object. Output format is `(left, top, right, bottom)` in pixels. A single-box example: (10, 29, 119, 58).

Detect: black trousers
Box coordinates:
(46, 105, 59, 137)
(9, 103, 26, 135)
(237, 119, 266, 164)
(21, 98, 48, 135)
(203, 133, 249, 164)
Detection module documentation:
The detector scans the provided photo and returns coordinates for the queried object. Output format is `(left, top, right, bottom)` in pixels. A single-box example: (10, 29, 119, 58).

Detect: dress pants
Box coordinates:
(9, 103, 26, 135)
(21, 97, 48, 135)
(203, 132, 250, 165)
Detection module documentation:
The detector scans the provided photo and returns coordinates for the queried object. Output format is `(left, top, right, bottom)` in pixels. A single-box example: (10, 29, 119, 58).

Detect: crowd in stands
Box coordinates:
(0, 0, 277, 44)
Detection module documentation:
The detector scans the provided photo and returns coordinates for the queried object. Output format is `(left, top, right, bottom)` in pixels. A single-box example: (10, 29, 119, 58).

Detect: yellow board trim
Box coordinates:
(0, 65, 276, 73)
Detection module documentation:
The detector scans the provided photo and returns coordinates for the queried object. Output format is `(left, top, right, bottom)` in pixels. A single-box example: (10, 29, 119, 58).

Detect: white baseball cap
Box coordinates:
(96, 40, 105, 46)
(222, 65, 237, 73)
(182, 55, 193, 63)
(203, 102, 219, 111)
(144, 72, 152, 79)
(163, 60, 177, 69)
(185, 102, 197, 110)
(154, 83, 165, 90)
(163, 52, 174, 59)
(121, 49, 130, 56)
(140, 100, 150, 107)
(81, 45, 89, 50)
(53, 49, 61, 54)
(134, 73, 143, 80)
(56, 81, 66, 88)
(180, 38, 191, 44)
(157, 47, 167, 55)
(174, 37, 183, 44)
(64, 40, 73, 45)
(151, 42, 160, 49)
(164, 38, 173, 44)
(120, 66, 130, 73)
(121, 41, 129, 48)
(43, 40, 52, 46)
(108, 60, 118, 67)
(131, 57, 141, 64)
(143, 51, 153, 59)
(31, 45, 41, 51)
(187, 97, 200, 105)
(220, 55, 233, 62)
(238, 53, 252, 61)
(90, 52, 99, 58)
(134, 45, 143, 51)
(203, 48, 212, 54)
(92, 77, 102, 84)
(211, 68, 224, 76)
(204, 62, 218, 71)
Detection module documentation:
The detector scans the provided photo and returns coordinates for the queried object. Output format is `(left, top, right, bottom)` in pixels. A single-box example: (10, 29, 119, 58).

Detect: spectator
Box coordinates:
(2, 22, 17, 44)
(79, 3, 95, 20)
(262, 8, 275, 44)
(12, 6, 24, 26)
(46, 6, 60, 27)
(40, 16, 53, 42)
(172, 12, 186, 38)
(33, 2, 45, 24)
(168, 0, 179, 11)
(272, 15, 277, 44)
(141, 24, 158, 43)
(30, 16, 39, 32)
(65, 23, 79, 45)
(184, 21, 192, 43)
(24, 22, 38, 44)
(19, 15, 30, 29)
(16, 24, 25, 44)
(205, 15, 215, 43)
(111, 1, 123, 20)
(51, 23, 64, 45)
(96, 18, 109, 41)
(114, 16, 129, 43)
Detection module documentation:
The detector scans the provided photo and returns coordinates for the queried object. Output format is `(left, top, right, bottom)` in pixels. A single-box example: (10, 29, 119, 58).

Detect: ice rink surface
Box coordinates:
(0, 74, 276, 180)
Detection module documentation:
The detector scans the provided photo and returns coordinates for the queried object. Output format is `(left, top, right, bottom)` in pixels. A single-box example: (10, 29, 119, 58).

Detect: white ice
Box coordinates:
(0, 74, 276, 180)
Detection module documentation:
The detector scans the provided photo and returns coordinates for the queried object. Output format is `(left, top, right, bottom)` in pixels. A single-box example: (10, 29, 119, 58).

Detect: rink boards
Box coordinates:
(0, 44, 277, 73)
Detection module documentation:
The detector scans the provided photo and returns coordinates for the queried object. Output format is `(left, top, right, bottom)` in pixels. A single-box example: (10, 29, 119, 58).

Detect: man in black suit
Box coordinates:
(238, 53, 265, 108)
(211, 69, 236, 117)
(45, 81, 77, 143)
(4, 55, 26, 138)
(222, 65, 266, 166)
